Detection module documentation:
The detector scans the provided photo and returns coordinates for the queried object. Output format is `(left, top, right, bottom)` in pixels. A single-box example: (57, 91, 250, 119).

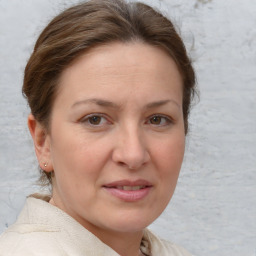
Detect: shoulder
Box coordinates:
(0, 223, 62, 256)
(0, 197, 120, 256)
(143, 229, 194, 256)
(0, 197, 63, 256)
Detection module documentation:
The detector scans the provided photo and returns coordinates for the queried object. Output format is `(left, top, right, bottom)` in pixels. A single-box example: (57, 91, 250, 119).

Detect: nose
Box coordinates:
(112, 126, 150, 170)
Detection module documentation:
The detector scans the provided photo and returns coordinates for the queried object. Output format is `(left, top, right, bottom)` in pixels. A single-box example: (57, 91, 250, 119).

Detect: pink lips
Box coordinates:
(103, 179, 152, 202)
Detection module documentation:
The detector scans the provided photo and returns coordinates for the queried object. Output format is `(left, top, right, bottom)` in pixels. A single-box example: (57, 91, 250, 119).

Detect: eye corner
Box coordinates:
(79, 113, 113, 127)
(146, 114, 174, 127)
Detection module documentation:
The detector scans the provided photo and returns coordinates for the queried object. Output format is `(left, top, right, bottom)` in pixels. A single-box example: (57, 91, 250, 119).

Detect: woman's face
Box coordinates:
(42, 42, 185, 236)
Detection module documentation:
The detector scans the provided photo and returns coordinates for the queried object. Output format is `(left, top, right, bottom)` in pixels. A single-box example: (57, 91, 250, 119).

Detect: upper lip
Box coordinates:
(103, 179, 153, 188)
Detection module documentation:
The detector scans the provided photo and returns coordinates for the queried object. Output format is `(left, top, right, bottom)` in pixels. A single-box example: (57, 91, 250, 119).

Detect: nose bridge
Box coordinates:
(125, 124, 143, 154)
(113, 122, 149, 169)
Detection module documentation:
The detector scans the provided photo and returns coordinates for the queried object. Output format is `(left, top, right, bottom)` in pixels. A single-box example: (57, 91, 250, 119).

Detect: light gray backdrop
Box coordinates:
(0, 0, 255, 255)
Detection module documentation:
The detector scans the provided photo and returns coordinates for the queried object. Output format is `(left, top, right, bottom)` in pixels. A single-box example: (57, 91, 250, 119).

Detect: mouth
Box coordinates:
(103, 180, 153, 201)
(115, 185, 148, 191)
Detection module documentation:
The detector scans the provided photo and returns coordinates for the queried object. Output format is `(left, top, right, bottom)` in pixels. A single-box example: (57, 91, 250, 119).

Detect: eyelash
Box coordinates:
(146, 114, 173, 127)
(79, 113, 173, 127)
(80, 113, 111, 127)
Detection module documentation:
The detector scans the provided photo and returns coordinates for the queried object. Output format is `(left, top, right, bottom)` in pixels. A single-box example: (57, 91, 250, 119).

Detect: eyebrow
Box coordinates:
(72, 98, 120, 109)
(145, 99, 180, 109)
(71, 98, 180, 109)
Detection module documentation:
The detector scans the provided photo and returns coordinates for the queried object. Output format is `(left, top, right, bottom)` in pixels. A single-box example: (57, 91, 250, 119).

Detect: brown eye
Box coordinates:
(148, 115, 172, 126)
(150, 116, 162, 125)
(88, 116, 102, 125)
(80, 113, 111, 128)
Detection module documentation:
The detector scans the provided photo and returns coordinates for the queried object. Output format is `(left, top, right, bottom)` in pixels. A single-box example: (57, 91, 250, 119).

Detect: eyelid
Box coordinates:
(79, 113, 112, 126)
(146, 114, 173, 126)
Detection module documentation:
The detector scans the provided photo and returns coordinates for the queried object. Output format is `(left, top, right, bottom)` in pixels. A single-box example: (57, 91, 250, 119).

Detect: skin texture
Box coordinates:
(28, 42, 185, 256)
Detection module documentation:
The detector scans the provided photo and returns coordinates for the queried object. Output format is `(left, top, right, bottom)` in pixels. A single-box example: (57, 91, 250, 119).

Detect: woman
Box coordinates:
(0, 0, 196, 255)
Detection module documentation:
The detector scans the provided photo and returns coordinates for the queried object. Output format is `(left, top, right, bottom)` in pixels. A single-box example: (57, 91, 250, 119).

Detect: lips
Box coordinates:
(104, 179, 152, 188)
(103, 179, 152, 201)
(116, 185, 147, 191)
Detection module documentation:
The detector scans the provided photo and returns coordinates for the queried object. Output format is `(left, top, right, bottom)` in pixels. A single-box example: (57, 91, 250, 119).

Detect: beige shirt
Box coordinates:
(0, 197, 193, 256)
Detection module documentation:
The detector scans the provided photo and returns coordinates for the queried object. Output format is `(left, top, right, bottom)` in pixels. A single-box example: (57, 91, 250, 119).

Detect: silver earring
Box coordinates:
(44, 163, 47, 167)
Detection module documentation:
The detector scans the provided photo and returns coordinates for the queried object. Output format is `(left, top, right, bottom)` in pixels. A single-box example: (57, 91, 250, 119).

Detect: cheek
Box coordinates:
(149, 135, 185, 217)
(153, 134, 185, 180)
(50, 130, 112, 180)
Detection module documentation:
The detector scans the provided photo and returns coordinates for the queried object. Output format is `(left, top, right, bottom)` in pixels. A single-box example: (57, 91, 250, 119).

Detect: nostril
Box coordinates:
(117, 161, 126, 167)
(116, 162, 137, 170)
(112, 136, 150, 170)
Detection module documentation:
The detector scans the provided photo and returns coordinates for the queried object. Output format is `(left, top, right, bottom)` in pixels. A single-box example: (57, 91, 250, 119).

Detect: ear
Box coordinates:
(28, 114, 52, 173)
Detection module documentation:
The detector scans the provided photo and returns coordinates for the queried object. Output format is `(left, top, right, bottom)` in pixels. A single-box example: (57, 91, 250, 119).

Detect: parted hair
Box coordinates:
(22, 0, 196, 186)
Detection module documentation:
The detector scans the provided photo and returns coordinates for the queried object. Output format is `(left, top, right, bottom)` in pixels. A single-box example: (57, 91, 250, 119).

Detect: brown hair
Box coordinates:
(22, 0, 196, 186)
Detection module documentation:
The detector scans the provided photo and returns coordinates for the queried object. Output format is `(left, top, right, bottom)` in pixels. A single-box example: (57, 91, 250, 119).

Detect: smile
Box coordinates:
(103, 180, 152, 201)
(116, 185, 147, 191)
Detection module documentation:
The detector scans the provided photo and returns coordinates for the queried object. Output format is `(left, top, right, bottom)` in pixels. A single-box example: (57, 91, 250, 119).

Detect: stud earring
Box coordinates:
(44, 163, 47, 167)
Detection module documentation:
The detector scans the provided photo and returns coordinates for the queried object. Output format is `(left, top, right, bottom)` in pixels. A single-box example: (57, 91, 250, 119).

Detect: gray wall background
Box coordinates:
(0, 0, 255, 255)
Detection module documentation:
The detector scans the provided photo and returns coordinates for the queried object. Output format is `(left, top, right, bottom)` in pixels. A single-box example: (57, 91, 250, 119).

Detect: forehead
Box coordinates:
(60, 41, 182, 81)
(55, 42, 183, 105)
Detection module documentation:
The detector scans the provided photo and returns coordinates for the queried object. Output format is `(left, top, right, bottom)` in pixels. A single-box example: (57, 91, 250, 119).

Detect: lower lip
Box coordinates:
(103, 187, 152, 202)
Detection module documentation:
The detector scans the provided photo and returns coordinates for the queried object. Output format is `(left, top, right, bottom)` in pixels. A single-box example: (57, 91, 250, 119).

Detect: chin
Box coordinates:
(104, 211, 157, 233)
(109, 222, 149, 234)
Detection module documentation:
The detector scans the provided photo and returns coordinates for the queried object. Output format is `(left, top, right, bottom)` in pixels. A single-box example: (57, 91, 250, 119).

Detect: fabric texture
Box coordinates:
(0, 196, 193, 256)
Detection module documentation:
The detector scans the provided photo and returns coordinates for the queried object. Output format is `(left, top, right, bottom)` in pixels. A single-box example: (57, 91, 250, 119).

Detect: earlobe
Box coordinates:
(28, 114, 52, 172)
